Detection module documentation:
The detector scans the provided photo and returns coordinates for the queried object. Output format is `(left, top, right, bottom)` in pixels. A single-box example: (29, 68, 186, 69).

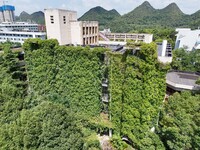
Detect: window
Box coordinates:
(50, 15, 54, 24)
(63, 16, 66, 24)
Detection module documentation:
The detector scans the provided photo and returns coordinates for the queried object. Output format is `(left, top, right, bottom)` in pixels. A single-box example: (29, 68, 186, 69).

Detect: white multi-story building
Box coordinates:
(0, 4, 46, 45)
(0, 22, 46, 44)
(0, 22, 39, 31)
(0, 30, 46, 44)
(0, 5, 15, 23)
(175, 28, 200, 51)
(44, 9, 99, 45)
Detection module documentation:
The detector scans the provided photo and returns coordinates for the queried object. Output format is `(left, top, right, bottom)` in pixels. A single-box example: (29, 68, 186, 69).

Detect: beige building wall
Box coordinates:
(45, 9, 99, 45)
(70, 21, 82, 45)
(44, 9, 77, 45)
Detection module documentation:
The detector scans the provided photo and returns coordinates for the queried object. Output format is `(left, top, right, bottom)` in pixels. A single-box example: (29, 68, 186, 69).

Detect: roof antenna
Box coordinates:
(3, 0, 8, 6)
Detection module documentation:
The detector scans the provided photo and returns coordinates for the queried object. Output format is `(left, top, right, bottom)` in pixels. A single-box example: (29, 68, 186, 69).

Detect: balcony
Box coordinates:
(102, 94, 109, 103)
(102, 79, 108, 87)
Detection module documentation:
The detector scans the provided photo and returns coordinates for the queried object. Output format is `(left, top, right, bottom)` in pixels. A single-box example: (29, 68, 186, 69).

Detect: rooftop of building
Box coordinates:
(176, 28, 200, 33)
(0, 5, 15, 11)
(44, 8, 76, 13)
(166, 70, 200, 91)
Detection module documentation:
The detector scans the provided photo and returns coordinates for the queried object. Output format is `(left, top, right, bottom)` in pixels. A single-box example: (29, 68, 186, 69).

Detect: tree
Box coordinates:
(171, 49, 200, 72)
(158, 92, 200, 150)
(108, 43, 167, 149)
(0, 101, 101, 149)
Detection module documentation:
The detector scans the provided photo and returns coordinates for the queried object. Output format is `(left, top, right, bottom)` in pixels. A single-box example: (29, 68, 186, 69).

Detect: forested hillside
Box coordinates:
(79, 1, 200, 32)
(15, 1, 200, 31)
(15, 11, 45, 24)
(78, 6, 120, 30)
(107, 1, 199, 32)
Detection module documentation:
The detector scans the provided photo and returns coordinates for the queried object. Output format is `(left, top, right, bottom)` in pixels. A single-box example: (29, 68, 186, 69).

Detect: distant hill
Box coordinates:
(78, 1, 200, 32)
(15, 1, 200, 31)
(107, 1, 192, 32)
(15, 11, 45, 24)
(78, 6, 121, 29)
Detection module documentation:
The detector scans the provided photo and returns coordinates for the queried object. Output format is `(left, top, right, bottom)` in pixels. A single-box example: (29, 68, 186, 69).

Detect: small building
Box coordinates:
(166, 71, 200, 92)
(44, 9, 99, 45)
(157, 40, 172, 63)
(175, 28, 200, 51)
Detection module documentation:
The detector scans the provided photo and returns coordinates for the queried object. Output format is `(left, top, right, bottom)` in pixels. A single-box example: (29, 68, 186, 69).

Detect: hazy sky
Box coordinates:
(6, 0, 200, 16)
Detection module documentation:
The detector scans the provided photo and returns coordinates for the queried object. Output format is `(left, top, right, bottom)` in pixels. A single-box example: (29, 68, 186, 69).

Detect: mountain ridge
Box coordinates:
(15, 11, 45, 24)
(78, 6, 120, 29)
(15, 1, 200, 31)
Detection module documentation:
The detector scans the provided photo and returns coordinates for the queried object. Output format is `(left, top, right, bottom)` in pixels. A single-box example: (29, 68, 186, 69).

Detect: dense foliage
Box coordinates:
(171, 48, 200, 72)
(158, 92, 200, 150)
(0, 40, 102, 149)
(108, 43, 167, 149)
(24, 39, 106, 116)
(0, 39, 199, 149)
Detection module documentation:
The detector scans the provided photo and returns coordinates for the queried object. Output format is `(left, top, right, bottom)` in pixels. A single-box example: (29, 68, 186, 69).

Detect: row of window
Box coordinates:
(0, 37, 25, 41)
(83, 27, 98, 35)
(1, 25, 38, 28)
(83, 36, 98, 45)
(0, 33, 33, 37)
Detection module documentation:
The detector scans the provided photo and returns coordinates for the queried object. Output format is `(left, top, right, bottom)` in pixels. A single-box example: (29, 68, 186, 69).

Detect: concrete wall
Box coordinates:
(3, 10, 14, 22)
(70, 21, 82, 45)
(44, 9, 77, 45)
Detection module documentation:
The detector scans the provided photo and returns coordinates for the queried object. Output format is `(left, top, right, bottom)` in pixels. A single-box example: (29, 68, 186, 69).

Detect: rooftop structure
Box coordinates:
(166, 71, 200, 91)
(175, 28, 200, 51)
(157, 40, 172, 63)
(0, 5, 15, 22)
(44, 9, 99, 45)
(99, 29, 153, 44)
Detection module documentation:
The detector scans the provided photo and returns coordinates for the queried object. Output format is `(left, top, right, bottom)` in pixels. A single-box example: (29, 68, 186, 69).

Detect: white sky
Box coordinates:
(6, 0, 200, 16)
